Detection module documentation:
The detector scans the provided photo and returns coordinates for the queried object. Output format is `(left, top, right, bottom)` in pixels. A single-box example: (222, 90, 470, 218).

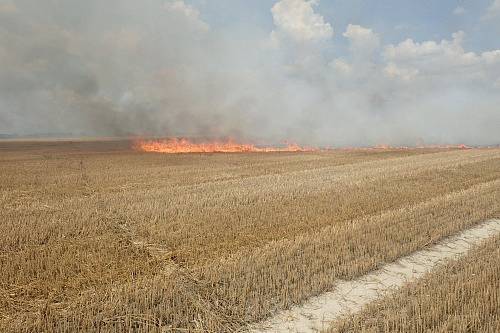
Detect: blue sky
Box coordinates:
(192, 0, 499, 52)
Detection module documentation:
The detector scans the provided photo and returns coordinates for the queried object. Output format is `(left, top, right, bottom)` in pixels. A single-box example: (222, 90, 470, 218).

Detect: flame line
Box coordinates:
(133, 138, 317, 154)
(133, 138, 476, 154)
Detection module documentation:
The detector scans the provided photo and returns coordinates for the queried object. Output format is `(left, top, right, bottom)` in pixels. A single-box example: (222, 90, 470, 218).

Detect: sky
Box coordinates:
(0, 0, 499, 146)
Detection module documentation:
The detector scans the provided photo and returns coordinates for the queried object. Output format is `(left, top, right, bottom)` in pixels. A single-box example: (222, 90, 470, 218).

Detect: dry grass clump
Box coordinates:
(1, 140, 499, 332)
(329, 235, 500, 333)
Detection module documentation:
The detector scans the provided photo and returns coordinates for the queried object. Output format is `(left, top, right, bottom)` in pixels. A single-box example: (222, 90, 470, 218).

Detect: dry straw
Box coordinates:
(1, 141, 499, 332)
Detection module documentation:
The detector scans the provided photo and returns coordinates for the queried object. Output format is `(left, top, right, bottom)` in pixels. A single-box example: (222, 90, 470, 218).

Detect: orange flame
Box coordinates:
(133, 138, 317, 154)
(133, 138, 475, 154)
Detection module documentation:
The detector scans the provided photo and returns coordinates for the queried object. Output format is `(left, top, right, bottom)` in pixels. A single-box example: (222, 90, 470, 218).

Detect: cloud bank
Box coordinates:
(0, 0, 499, 146)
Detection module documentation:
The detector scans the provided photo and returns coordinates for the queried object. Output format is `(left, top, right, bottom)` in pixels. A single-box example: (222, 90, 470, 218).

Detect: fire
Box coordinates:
(133, 138, 317, 154)
(133, 138, 475, 154)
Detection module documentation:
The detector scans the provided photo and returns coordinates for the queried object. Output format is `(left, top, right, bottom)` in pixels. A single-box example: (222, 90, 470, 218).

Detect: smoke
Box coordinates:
(0, 0, 499, 146)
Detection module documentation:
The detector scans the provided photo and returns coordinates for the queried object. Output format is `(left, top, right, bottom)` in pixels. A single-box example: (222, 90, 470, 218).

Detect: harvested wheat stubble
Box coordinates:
(329, 232, 500, 333)
(1, 141, 500, 332)
(251, 219, 500, 333)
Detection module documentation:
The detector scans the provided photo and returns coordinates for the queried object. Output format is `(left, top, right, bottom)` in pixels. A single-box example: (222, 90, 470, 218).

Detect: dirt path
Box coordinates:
(250, 219, 500, 333)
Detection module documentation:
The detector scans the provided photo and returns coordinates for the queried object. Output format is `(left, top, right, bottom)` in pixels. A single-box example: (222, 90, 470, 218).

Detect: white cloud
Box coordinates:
(271, 0, 333, 43)
(481, 50, 500, 64)
(483, 0, 500, 20)
(382, 31, 500, 88)
(164, 0, 209, 31)
(383, 63, 419, 82)
(343, 24, 380, 56)
(330, 59, 352, 75)
(332, 24, 380, 81)
(383, 32, 478, 68)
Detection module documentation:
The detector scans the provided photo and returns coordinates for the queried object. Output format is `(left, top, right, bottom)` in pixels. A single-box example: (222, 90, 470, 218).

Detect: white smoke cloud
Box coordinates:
(322, 27, 500, 146)
(0, 0, 499, 146)
(0, 1, 16, 14)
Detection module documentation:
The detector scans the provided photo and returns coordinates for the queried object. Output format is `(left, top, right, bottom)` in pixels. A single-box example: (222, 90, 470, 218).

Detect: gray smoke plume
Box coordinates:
(0, 0, 499, 146)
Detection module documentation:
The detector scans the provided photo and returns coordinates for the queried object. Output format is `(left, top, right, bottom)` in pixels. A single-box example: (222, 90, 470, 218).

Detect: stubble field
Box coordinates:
(1, 140, 499, 332)
(330, 234, 500, 333)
